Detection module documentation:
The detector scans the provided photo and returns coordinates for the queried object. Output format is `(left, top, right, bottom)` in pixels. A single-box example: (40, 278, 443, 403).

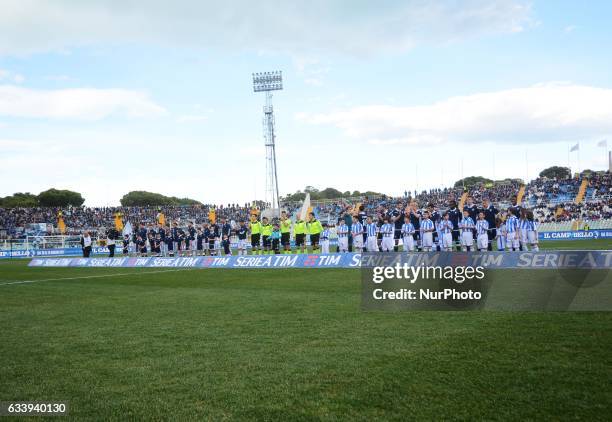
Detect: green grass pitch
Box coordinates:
(1, 239, 611, 420)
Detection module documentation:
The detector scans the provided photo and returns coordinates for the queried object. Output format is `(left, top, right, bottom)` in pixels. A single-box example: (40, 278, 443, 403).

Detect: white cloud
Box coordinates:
(296, 83, 612, 145)
(45, 75, 71, 81)
(0, 85, 165, 120)
(177, 114, 209, 123)
(0, 0, 532, 56)
(564, 25, 577, 33)
(0, 68, 23, 83)
(304, 78, 323, 87)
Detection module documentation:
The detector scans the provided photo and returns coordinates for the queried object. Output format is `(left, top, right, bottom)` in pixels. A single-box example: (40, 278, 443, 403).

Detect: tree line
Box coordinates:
(0, 167, 601, 208)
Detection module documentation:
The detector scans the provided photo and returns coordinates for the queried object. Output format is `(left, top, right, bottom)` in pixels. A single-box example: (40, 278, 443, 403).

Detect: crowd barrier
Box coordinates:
(27, 251, 612, 269)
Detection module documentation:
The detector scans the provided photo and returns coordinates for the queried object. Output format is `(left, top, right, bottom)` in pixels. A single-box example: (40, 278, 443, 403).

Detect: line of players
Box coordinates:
(332, 207, 538, 253)
(117, 198, 538, 257)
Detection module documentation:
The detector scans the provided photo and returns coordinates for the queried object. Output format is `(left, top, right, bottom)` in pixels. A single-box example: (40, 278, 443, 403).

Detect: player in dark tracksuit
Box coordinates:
(427, 204, 441, 251)
(391, 207, 404, 252)
(220, 218, 232, 255)
(447, 201, 462, 251)
(203, 226, 212, 255)
(196, 228, 204, 255)
(480, 199, 499, 251)
(208, 223, 219, 255)
(122, 235, 130, 255)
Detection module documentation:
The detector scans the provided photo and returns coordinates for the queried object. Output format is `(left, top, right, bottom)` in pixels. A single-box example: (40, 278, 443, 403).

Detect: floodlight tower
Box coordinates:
(252, 71, 283, 215)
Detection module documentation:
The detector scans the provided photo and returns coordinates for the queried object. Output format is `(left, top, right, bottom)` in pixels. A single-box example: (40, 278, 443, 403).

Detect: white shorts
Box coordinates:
(506, 232, 519, 249)
(403, 236, 414, 251)
(520, 229, 528, 244)
(190, 240, 196, 251)
(353, 235, 364, 249)
(421, 232, 433, 248)
(321, 240, 330, 254)
(381, 236, 394, 251)
(238, 239, 248, 250)
(527, 231, 538, 244)
(477, 233, 488, 250)
(496, 235, 506, 251)
(367, 236, 378, 252)
(461, 231, 473, 246)
(338, 237, 349, 252)
(442, 233, 453, 249)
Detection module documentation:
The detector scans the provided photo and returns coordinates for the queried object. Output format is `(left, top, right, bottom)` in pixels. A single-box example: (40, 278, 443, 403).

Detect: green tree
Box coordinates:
(454, 176, 493, 189)
(120, 191, 201, 206)
(539, 166, 571, 179)
(319, 188, 343, 199)
(37, 189, 85, 207)
(0, 192, 39, 207)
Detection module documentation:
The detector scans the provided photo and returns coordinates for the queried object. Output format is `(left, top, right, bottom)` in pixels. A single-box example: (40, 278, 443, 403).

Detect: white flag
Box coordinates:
(122, 221, 133, 237)
(300, 193, 311, 221)
(597, 139, 607, 148)
(570, 143, 579, 152)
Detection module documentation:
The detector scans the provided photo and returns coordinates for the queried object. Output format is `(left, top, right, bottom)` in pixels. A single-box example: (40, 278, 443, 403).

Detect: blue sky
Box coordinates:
(1, 0, 611, 205)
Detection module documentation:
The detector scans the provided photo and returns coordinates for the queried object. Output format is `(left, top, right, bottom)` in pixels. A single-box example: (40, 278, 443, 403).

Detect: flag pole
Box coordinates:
(578, 141, 581, 174)
(525, 149, 528, 182)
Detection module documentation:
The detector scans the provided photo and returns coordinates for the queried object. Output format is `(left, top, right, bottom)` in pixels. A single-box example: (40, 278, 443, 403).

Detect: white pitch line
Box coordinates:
(0, 268, 196, 287)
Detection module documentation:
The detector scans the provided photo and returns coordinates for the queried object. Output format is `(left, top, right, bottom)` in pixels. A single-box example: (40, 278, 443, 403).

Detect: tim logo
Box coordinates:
(303, 255, 319, 266)
(450, 254, 469, 266)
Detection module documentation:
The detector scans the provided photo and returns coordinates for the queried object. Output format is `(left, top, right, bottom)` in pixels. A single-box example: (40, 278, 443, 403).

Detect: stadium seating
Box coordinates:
(1, 172, 610, 238)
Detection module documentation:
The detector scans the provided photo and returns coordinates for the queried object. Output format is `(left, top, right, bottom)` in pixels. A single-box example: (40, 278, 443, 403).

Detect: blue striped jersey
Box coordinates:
(439, 220, 453, 233)
(506, 216, 519, 232)
(401, 223, 415, 236)
(337, 224, 348, 237)
(381, 223, 394, 236)
(366, 223, 378, 237)
(351, 222, 364, 235)
(321, 229, 330, 240)
(519, 219, 530, 229)
(460, 217, 475, 231)
(475, 220, 489, 235)
(420, 219, 434, 232)
(526, 220, 538, 231)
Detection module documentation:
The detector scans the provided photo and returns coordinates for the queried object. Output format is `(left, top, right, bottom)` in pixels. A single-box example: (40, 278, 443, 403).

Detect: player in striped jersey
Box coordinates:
(495, 217, 507, 251)
(336, 219, 349, 253)
(459, 210, 475, 251)
(526, 210, 539, 251)
(401, 216, 415, 252)
(351, 216, 364, 252)
(365, 216, 379, 252)
(519, 209, 530, 251)
(438, 212, 454, 251)
(475, 212, 489, 251)
(380, 217, 395, 252)
(320, 223, 331, 254)
(505, 209, 520, 251)
(420, 211, 435, 252)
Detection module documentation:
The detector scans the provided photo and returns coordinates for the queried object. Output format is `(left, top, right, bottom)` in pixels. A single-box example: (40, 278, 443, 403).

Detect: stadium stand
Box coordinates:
(1, 173, 610, 239)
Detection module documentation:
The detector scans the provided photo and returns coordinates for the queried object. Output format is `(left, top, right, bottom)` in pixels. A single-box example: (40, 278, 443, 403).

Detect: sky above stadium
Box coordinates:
(1, 0, 611, 205)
